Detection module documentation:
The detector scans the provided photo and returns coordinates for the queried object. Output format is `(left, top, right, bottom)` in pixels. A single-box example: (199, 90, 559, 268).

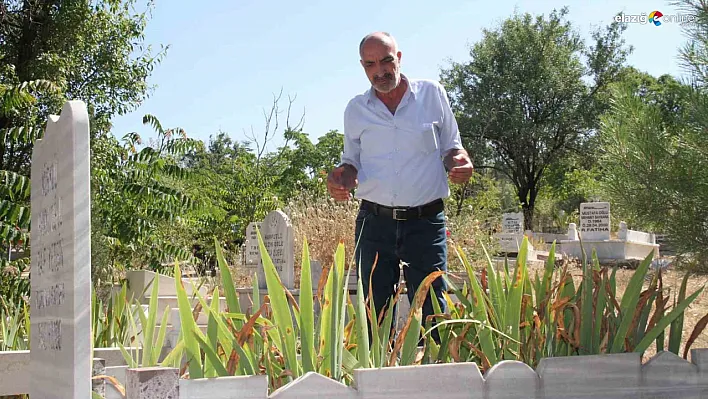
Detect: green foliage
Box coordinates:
(595, 1, 708, 270)
(0, 80, 58, 250)
(440, 7, 630, 230)
(177, 112, 344, 261)
(92, 115, 200, 275)
(91, 283, 137, 349)
(123, 237, 706, 391)
(599, 76, 708, 266)
(162, 234, 447, 392)
(1, 0, 167, 285)
(534, 164, 602, 232)
(0, 0, 167, 136)
(275, 129, 343, 200)
(119, 275, 171, 368)
(0, 258, 29, 317)
(0, 80, 57, 315)
(435, 240, 707, 370)
(0, 296, 29, 351)
(180, 131, 280, 252)
(674, 0, 708, 86)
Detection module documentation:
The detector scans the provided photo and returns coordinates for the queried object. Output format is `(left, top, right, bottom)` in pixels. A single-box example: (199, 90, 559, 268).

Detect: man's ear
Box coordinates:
(397, 51, 402, 61)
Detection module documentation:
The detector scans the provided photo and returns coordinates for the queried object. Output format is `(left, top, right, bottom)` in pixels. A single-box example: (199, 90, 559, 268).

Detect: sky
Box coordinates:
(108, 0, 696, 151)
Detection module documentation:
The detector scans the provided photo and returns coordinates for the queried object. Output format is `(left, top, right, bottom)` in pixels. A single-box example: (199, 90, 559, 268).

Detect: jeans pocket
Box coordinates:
(423, 211, 446, 226)
(356, 207, 370, 223)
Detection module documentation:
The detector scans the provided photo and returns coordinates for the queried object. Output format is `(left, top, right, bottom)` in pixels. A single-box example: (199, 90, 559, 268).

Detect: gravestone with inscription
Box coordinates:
(30, 101, 92, 398)
(497, 212, 525, 252)
(244, 222, 262, 276)
(256, 210, 295, 290)
(579, 202, 611, 240)
(502, 212, 524, 234)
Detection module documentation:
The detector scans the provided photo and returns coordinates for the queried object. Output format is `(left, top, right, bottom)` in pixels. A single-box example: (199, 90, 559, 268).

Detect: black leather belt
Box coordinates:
(362, 199, 444, 221)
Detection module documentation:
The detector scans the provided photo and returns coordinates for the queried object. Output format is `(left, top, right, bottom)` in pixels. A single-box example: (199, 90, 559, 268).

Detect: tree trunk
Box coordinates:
(454, 183, 468, 217)
(518, 183, 537, 232)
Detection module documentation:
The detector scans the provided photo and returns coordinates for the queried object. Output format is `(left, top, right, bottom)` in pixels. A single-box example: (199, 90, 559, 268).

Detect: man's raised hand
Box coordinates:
(447, 152, 474, 184)
(327, 164, 358, 201)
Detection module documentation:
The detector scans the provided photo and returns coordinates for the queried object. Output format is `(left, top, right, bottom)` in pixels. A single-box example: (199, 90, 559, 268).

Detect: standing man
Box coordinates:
(327, 32, 473, 341)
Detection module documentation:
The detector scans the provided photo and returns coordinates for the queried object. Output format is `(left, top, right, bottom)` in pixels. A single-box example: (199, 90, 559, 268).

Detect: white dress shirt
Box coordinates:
(340, 75, 464, 207)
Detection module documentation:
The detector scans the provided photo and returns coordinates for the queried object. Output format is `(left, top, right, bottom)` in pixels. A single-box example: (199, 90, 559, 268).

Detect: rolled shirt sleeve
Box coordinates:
(340, 101, 362, 171)
(437, 83, 464, 156)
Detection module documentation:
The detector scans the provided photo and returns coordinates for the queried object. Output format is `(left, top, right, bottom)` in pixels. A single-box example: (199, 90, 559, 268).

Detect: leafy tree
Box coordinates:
(599, 0, 708, 267)
(275, 129, 343, 200)
(181, 131, 278, 254)
(0, 79, 57, 305)
(0, 79, 57, 246)
(598, 78, 706, 263)
(440, 8, 630, 230)
(0, 0, 166, 137)
(93, 115, 200, 279)
(1, 0, 167, 282)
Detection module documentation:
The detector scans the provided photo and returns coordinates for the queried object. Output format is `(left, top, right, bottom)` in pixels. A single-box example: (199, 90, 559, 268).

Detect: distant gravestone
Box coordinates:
(30, 101, 92, 398)
(244, 222, 262, 275)
(497, 212, 525, 252)
(497, 234, 524, 253)
(502, 212, 524, 234)
(579, 202, 611, 240)
(256, 210, 295, 290)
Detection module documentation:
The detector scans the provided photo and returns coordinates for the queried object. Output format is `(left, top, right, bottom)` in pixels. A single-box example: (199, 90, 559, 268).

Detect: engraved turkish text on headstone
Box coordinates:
(257, 210, 294, 289)
(502, 212, 524, 234)
(245, 222, 262, 271)
(30, 101, 92, 398)
(579, 202, 611, 240)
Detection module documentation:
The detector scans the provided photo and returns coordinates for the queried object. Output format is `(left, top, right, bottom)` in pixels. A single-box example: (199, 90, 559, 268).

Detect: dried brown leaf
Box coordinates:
(683, 312, 708, 359)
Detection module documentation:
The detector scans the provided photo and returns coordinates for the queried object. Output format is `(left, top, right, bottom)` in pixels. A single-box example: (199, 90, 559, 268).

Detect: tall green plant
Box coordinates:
(91, 283, 135, 348)
(164, 232, 443, 392)
(118, 275, 171, 368)
(0, 298, 29, 351)
(162, 234, 706, 389)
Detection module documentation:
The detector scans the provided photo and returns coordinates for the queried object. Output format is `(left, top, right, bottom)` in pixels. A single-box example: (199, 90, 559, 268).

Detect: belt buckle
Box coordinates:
(392, 208, 406, 221)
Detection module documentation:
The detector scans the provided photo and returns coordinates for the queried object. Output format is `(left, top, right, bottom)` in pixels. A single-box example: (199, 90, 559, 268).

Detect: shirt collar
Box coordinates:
(366, 74, 415, 105)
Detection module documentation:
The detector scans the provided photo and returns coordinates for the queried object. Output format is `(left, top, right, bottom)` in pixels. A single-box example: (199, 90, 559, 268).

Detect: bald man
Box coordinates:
(327, 32, 473, 343)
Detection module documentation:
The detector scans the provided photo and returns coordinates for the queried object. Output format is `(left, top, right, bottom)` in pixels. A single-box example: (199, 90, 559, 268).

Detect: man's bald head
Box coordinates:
(359, 32, 398, 56)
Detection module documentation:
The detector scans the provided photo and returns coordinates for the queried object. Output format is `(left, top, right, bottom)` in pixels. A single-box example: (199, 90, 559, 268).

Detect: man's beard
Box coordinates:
(373, 72, 397, 93)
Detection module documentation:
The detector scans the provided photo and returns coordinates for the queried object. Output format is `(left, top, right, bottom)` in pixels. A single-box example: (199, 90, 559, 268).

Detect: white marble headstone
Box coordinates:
(244, 222, 261, 274)
(30, 101, 92, 398)
(502, 212, 524, 234)
(496, 212, 525, 252)
(579, 202, 611, 240)
(257, 210, 295, 290)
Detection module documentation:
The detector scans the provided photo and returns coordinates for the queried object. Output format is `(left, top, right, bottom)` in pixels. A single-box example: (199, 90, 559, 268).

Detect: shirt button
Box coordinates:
(395, 170, 400, 175)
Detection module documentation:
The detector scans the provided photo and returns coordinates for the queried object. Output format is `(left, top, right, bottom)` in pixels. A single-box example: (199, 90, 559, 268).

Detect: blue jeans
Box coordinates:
(354, 202, 448, 343)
